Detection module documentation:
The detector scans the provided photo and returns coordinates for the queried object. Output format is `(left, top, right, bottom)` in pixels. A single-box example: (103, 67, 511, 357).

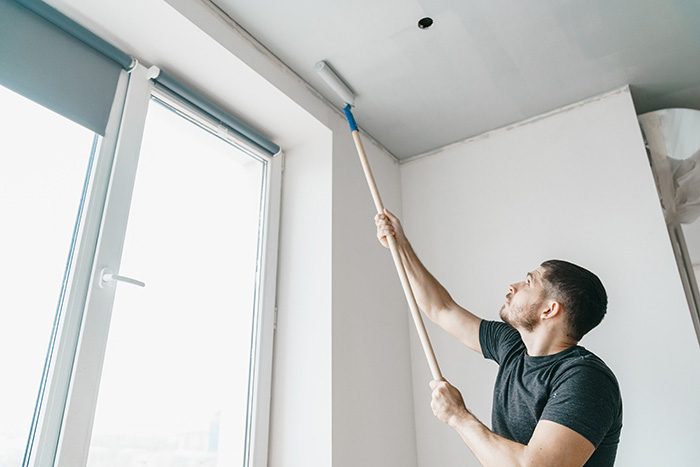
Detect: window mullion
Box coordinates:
(50, 63, 152, 467)
(247, 153, 283, 467)
(26, 68, 128, 467)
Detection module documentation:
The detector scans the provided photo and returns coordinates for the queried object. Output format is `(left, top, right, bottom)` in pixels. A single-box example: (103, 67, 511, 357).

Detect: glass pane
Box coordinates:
(681, 220, 700, 290)
(0, 86, 96, 466)
(87, 98, 265, 467)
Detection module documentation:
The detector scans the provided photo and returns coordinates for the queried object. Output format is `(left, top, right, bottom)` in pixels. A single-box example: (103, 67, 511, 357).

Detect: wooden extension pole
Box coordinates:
(344, 106, 443, 381)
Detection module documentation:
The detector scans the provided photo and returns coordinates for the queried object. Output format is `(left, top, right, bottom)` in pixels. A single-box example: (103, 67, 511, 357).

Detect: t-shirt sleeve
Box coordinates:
(540, 362, 622, 448)
(479, 320, 523, 364)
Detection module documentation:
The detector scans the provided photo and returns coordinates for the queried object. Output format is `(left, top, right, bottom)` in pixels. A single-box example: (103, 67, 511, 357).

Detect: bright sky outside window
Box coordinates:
(0, 85, 96, 467)
(86, 97, 265, 467)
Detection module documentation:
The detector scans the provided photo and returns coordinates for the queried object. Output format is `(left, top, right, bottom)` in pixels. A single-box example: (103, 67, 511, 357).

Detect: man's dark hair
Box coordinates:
(540, 259, 608, 341)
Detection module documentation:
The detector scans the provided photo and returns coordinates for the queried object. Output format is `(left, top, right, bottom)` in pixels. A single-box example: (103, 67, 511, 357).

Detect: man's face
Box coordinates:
(499, 266, 548, 332)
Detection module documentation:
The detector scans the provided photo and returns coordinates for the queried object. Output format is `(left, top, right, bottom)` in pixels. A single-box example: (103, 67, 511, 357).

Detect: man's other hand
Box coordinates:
(430, 379, 469, 427)
(375, 208, 405, 248)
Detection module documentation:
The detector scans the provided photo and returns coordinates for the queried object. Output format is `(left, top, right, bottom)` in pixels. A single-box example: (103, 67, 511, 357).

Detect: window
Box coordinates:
(3, 2, 280, 462)
(86, 94, 267, 466)
(4, 65, 280, 467)
(0, 85, 96, 466)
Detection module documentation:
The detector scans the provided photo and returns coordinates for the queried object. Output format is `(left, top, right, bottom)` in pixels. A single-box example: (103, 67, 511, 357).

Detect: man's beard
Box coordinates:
(500, 301, 540, 333)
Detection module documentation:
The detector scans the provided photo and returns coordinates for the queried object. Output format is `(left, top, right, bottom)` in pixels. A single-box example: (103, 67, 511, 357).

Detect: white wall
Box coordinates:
(268, 126, 333, 466)
(331, 120, 417, 467)
(401, 88, 700, 467)
(268, 107, 418, 467)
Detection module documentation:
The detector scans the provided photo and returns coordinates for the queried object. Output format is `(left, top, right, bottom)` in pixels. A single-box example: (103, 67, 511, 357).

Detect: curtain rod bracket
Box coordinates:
(147, 65, 161, 80)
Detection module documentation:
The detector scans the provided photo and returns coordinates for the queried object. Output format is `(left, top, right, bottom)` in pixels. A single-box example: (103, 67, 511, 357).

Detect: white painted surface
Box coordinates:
(260, 106, 419, 467)
(401, 89, 700, 466)
(270, 105, 417, 467)
(268, 124, 333, 467)
(213, 0, 700, 159)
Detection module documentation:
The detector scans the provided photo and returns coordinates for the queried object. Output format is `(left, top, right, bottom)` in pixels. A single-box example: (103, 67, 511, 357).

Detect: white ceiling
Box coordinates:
(213, 0, 700, 160)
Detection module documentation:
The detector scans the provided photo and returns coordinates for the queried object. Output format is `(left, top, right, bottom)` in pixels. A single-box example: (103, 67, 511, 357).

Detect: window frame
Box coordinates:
(28, 68, 132, 467)
(29, 63, 281, 467)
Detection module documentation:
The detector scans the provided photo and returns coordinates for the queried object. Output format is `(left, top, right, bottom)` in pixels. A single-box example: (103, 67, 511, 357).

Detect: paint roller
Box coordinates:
(315, 60, 443, 381)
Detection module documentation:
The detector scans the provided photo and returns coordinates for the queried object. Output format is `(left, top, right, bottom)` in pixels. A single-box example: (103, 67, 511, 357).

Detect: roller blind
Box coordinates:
(0, 0, 128, 135)
(153, 71, 281, 156)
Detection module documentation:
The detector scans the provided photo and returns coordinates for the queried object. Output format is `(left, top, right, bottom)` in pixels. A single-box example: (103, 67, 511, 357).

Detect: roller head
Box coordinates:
(315, 60, 356, 106)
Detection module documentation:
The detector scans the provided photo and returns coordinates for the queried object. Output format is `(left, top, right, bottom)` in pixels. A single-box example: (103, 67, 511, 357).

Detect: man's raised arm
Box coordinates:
(375, 209, 483, 354)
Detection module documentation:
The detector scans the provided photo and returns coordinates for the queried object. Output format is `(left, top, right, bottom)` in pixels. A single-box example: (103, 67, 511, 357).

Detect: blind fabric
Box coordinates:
(14, 0, 132, 69)
(0, 0, 124, 135)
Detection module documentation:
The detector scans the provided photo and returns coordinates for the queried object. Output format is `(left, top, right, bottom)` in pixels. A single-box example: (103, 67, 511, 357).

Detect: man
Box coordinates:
(375, 209, 622, 467)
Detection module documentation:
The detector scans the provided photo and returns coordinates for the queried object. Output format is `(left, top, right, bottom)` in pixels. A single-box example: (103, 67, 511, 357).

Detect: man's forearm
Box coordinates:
(449, 411, 528, 467)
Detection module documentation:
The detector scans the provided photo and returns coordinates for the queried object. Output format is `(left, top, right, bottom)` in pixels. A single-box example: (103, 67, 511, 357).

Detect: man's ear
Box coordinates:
(541, 300, 562, 320)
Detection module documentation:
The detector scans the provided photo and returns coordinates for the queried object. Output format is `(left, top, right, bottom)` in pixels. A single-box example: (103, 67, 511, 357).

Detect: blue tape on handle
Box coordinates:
(343, 104, 358, 132)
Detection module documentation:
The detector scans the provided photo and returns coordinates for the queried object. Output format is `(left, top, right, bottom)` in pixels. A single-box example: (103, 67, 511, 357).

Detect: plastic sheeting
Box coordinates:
(639, 109, 700, 225)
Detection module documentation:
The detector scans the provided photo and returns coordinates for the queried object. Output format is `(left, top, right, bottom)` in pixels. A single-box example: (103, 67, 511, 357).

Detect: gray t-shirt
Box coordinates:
(480, 320, 622, 466)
